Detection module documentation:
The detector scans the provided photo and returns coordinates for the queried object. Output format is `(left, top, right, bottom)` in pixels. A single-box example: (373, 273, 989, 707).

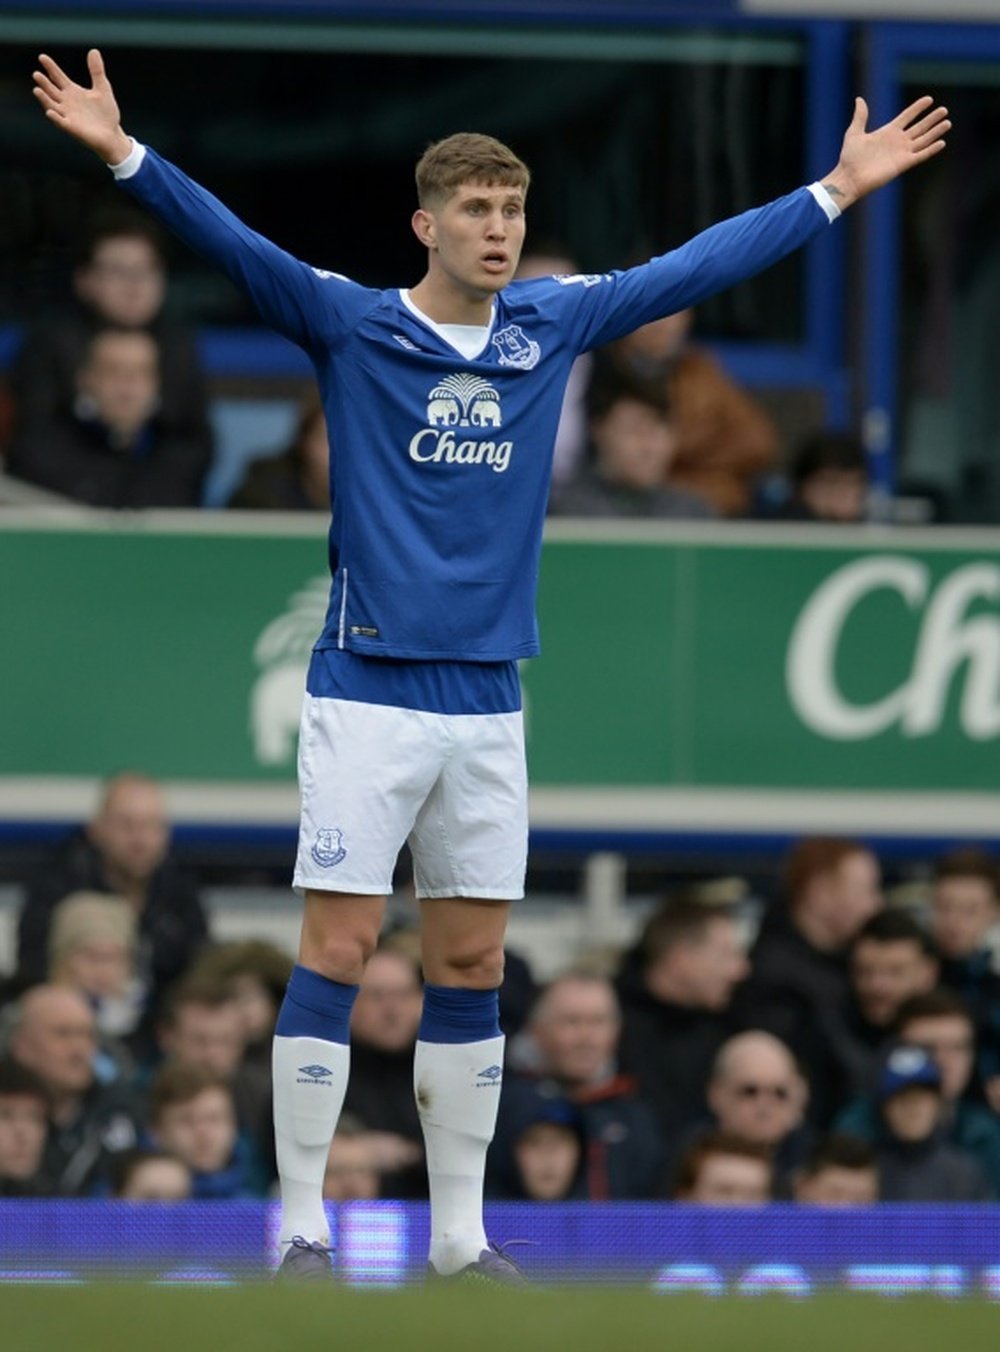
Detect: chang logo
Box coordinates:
(786, 557, 1000, 741)
(410, 372, 513, 473)
(250, 575, 328, 765)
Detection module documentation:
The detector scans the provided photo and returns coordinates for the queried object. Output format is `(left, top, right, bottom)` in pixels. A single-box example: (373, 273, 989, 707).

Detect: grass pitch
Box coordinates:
(4, 1285, 997, 1352)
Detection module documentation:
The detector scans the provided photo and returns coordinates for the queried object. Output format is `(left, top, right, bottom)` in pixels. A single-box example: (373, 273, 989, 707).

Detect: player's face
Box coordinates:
(417, 181, 526, 297)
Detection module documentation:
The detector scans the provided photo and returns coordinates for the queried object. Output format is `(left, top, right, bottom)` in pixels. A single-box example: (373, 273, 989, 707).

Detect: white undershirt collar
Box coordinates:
(399, 289, 495, 360)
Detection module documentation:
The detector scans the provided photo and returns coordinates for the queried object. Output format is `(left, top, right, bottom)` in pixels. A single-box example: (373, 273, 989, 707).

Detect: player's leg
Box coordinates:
(274, 687, 440, 1268)
(415, 896, 511, 1276)
(272, 891, 384, 1258)
(409, 706, 528, 1279)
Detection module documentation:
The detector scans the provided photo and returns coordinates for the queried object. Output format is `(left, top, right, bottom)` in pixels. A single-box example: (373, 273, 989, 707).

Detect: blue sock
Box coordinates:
(274, 963, 358, 1044)
(418, 984, 501, 1044)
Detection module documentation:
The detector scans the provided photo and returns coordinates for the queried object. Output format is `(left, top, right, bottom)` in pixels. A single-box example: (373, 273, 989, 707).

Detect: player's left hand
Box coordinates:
(822, 96, 950, 210)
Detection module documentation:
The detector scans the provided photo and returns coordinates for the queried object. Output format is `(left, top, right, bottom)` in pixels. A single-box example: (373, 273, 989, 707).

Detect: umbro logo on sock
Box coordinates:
(475, 1064, 503, 1087)
(297, 1064, 334, 1086)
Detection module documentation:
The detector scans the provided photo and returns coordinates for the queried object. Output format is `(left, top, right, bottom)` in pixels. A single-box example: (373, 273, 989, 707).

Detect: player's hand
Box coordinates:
(33, 48, 132, 165)
(822, 95, 950, 210)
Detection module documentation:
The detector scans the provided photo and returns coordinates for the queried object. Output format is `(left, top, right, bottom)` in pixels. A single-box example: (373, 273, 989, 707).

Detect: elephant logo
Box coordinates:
(426, 373, 503, 429)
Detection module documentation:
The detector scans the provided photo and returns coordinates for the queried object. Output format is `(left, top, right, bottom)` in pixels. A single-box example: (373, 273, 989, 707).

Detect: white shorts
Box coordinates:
(292, 695, 528, 899)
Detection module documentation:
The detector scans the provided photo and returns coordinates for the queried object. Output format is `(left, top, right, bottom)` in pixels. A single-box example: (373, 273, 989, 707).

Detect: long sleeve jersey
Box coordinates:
(115, 144, 836, 661)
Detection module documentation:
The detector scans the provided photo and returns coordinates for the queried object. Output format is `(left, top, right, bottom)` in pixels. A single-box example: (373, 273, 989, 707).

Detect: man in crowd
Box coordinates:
(672, 1130, 773, 1205)
(704, 1031, 811, 1193)
(929, 847, 1000, 1106)
(7, 985, 138, 1194)
(8, 328, 210, 507)
(842, 909, 940, 1096)
(17, 772, 209, 1033)
(732, 837, 882, 1123)
(495, 971, 661, 1199)
(0, 1059, 52, 1196)
(792, 1134, 879, 1205)
(617, 898, 748, 1147)
(835, 988, 1000, 1192)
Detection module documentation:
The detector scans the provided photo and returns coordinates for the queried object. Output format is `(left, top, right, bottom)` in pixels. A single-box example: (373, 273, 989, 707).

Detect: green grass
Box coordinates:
(3, 1286, 999, 1352)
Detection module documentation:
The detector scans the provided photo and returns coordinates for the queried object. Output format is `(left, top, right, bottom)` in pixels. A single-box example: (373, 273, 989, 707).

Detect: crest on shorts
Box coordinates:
(492, 324, 540, 370)
(311, 828, 347, 869)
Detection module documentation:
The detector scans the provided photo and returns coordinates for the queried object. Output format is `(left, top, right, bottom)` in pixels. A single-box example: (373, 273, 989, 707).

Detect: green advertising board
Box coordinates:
(2, 511, 999, 838)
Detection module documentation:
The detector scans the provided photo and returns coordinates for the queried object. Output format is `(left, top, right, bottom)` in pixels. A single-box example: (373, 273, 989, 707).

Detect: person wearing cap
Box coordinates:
(875, 1044, 992, 1201)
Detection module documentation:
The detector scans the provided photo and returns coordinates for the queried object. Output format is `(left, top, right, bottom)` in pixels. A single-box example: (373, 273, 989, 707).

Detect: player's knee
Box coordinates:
(435, 940, 505, 989)
(301, 930, 378, 985)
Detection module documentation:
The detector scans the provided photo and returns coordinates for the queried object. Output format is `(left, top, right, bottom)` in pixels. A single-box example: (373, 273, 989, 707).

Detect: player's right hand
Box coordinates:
(33, 48, 132, 165)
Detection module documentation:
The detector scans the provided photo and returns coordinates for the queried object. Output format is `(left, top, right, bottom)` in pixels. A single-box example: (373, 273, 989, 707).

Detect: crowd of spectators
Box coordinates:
(3, 772, 1000, 1208)
(0, 220, 873, 521)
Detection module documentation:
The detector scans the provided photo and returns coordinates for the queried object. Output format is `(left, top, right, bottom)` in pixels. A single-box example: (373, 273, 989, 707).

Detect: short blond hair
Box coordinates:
(49, 890, 135, 967)
(415, 132, 530, 209)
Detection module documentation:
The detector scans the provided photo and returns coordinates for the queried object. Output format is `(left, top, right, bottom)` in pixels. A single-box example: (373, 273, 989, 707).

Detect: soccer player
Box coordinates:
(32, 49, 949, 1282)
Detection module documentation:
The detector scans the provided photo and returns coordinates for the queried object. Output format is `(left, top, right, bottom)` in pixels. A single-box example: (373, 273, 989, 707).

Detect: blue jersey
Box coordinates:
(117, 147, 833, 663)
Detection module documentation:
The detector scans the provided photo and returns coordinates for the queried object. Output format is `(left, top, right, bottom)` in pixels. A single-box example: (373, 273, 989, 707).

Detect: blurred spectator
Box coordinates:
(17, 772, 209, 1032)
(835, 989, 1000, 1193)
(8, 328, 211, 507)
(110, 1146, 192, 1201)
(9, 213, 211, 463)
(48, 891, 143, 1041)
(930, 847, 1000, 1107)
(597, 307, 778, 516)
(491, 1085, 584, 1201)
(731, 837, 883, 1124)
(672, 1130, 773, 1205)
(187, 940, 294, 1071)
(704, 1031, 811, 1192)
(154, 977, 272, 1173)
(147, 1063, 268, 1199)
(0, 1059, 52, 1197)
(766, 431, 868, 523)
(873, 1044, 992, 1201)
(843, 909, 940, 1094)
(617, 898, 747, 1148)
(341, 947, 425, 1197)
(513, 246, 590, 487)
(322, 1115, 381, 1203)
(7, 985, 137, 1194)
(228, 397, 329, 510)
(553, 375, 714, 519)
(494, 972, 661, 1199)
(792, 1134, 880, 1205)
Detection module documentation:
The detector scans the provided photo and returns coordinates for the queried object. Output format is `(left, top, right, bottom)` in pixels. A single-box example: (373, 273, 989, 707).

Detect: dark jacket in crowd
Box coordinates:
(616, 952, 733, 1147)
(341, 1040, 426, 1199)
(16, 830, 209, 1015)
(876, 1125, 993, 1202)
(836, 1093, 1000, 1194)
(941, 952, 1000, 1093)
(42, 1078, 139, 1196)
(8, 409, 209, 508)
(553, 465, 715, 520)
(490, 1070, 662, 1201)
(12, 311, 211, 453)
(730, 906, 861, 1124)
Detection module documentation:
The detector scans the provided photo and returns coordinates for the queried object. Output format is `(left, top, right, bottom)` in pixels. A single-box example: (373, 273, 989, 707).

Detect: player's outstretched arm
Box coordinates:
(33, 49, 131, 165)
(821, 95, 950, 211)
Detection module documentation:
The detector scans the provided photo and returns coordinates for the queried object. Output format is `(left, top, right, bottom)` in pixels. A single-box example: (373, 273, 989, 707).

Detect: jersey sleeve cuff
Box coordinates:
(807, 182, 841, 222)
(109, 139, 146, 180)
